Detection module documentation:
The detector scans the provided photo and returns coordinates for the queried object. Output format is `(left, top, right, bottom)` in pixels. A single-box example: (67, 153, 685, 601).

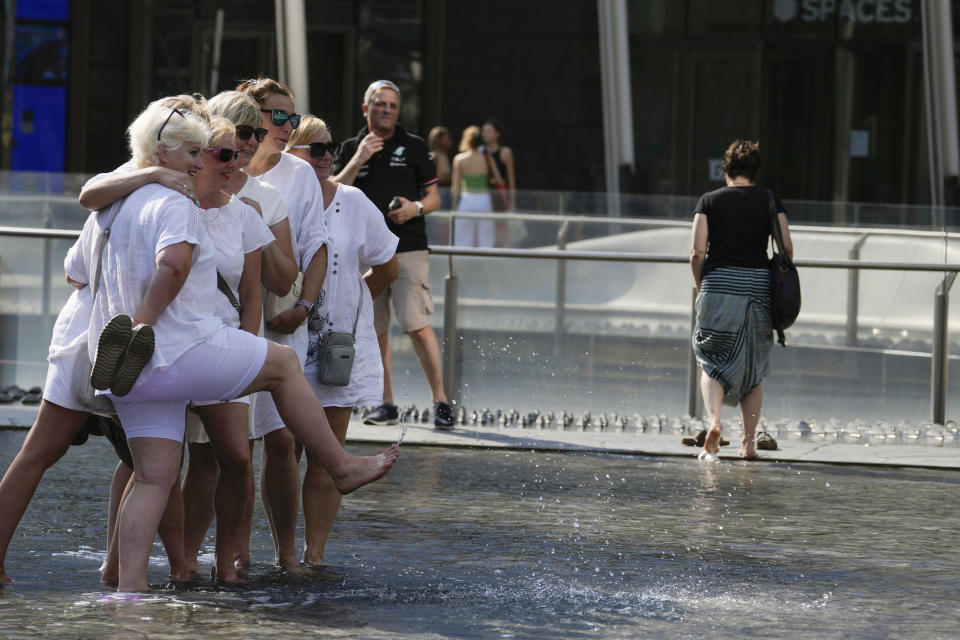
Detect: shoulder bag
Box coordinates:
(316, 276, 363, 386)
(768, 189, 801, 346)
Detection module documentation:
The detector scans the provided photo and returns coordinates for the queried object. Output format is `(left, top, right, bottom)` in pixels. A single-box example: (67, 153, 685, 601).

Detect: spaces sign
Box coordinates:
(772, 0, 912, 23)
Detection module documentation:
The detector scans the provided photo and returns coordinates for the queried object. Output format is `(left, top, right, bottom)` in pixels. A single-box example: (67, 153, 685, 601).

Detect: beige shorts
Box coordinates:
(373, 250, 434, 334)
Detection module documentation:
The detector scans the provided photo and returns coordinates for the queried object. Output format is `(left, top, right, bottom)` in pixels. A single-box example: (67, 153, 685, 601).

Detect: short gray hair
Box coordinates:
(363, 79, 401, 106)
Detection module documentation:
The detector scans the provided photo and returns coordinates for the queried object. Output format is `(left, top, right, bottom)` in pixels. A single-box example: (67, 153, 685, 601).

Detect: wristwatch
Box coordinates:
(295, 298, 314, 316)
(415, 200, 424, 217)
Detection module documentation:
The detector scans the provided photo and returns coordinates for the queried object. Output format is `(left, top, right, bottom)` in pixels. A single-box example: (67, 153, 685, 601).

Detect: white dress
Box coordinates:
(303, 184, 398, 407)
(252, 152, 330, 435)
(184, 196, 275, 441)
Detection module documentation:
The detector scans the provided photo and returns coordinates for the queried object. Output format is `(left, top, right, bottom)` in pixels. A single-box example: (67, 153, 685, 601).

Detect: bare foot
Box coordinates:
(234, 554, 251, 579)
(279, 563, 314, 577)
(302, 551, 327, 568)
(0, 568, 12, 584)
(739, 439, 758, 460)
(168, 567, 198, 583)
(101, 569, 119, 586)
(332, 444, 400, 495)
(701, 425, 722, 455)
(211, 563, 248, 585)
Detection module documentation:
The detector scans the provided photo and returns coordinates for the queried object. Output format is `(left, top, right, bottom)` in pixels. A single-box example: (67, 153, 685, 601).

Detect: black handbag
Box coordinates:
(768, 189, 800, 346)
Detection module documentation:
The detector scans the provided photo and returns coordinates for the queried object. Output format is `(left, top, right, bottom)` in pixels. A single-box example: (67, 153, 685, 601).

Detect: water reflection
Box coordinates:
(1, 432, 959, 638)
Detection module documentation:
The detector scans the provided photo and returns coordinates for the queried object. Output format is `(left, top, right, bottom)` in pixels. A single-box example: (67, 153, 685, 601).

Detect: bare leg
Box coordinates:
(260, 426, 303, 572)
(158, 463, 191, 582)
(0, 400, 87, 583)
(117, 437, 183, 592)
(378, 331, 394, 405)
(234, 440, 256, 573)
(739, 384, 763, 459)
(238, 342, 398, 495)
(194, 402, 252, 583)
(181, 441, 218, 575)
(700, 370, 725, 456)
(101, 462, 133, 585)
(302, 406, 351, 566)
(408, 326, 448, 403)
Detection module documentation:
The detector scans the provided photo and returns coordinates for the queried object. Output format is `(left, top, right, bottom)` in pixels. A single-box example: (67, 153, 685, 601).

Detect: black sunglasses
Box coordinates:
(291, 141, 340, 158)
(206, 146, 240, 162)
(261, 108, 301, 129)
(236, 125, 268, 143)
(157, 108, 183, 141)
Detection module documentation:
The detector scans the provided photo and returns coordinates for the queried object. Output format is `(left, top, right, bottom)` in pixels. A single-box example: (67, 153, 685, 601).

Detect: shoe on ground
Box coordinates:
(433, 402, 455, 430)
(110, 324, 155, 397)
(90, 315, 133, 390)
(363, 402, 399, 426)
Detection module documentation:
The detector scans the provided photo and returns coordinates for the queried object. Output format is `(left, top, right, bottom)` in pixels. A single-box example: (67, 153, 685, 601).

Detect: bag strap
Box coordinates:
(350, 274, 364, 337)
(216, 271, 242, 318)
(768, 189, 784, 256)
(90, 198, 126, 302)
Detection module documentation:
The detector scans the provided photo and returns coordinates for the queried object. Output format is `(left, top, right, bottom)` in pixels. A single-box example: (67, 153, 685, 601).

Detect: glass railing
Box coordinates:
(2, 173, 960, 426)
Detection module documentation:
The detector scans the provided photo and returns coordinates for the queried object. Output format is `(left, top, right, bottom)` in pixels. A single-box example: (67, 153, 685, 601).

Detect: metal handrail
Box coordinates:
(2, 225, 959, 423)
(428, 245, 960, 272)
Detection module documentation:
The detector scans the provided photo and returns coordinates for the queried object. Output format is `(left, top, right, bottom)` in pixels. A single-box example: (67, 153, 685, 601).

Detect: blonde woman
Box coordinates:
(287, 115, 399, 565)
(451, 125, 494, 248)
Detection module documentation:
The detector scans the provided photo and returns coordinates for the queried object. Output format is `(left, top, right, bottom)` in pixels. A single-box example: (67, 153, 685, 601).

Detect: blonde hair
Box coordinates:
(458, 125, 481, 153)
(286, 115, 330, 148)
(128, 95, 211, 168)
(208, 91, 261, 129)
(207, 116, 236, 148)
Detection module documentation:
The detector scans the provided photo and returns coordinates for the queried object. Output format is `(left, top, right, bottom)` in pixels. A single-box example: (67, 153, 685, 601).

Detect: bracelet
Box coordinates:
(415, 200, 424, 217)
(295, 299, 313, 315)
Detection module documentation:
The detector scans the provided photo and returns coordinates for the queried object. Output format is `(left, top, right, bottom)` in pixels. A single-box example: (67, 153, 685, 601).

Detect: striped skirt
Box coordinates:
(692, 266, 773, 406)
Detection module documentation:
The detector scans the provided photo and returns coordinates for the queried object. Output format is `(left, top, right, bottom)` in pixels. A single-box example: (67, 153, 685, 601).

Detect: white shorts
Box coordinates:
(184, 395, 253, 445)
(454, 193, 495, 248)
(111, 327, 267, 442)
(42, 352, 87, 412)
(253, 325, 306, 439)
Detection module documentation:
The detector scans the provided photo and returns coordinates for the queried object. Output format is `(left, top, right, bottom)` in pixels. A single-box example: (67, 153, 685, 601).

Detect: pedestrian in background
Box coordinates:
(333, 79, 455, 430)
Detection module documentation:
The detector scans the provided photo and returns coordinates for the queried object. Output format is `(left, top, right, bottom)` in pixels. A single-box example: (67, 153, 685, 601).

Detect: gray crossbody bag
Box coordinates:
(316, 276, 363, 386)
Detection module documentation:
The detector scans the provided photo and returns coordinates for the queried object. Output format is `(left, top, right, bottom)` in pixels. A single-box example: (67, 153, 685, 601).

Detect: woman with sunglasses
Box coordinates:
(236, 77, 334, 574)
(0, 95, 208, 586)
(68, 99, 398, 592)
(286, 116, 399, 566)
(175, 116, 276, 584)
(180, 91, 299, 578)
(208, 91, 298, 298)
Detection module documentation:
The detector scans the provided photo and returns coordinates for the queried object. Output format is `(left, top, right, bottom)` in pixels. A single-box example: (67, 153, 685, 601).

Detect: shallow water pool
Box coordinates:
(1, 430, 959, 639)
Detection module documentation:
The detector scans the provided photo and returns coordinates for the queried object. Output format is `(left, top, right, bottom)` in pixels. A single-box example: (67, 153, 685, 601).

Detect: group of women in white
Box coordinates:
(0, 77, 401, 592)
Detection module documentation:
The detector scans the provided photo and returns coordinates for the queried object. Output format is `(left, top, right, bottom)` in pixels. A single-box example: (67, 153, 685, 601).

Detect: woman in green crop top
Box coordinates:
(451, 125, 495, 247)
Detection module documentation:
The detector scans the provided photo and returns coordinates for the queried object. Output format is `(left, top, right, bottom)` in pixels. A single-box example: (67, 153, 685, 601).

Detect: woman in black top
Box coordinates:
(689, 140, 793, 461)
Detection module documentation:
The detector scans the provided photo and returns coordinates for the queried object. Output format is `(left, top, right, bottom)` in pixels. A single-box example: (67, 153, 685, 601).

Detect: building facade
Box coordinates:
(1, 0, 955, 204)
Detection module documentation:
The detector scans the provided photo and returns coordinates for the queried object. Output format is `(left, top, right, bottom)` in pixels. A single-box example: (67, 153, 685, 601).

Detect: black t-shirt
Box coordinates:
(333, 125, 438, 253)
(694, 186, 787, 278)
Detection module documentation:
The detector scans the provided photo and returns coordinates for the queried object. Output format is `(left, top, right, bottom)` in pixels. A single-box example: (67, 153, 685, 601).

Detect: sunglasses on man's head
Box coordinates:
(291, 141, 340, 158)
(206, 147, 240, 162)
(261, 108, 301, 129)
(235, 125, 268, 143)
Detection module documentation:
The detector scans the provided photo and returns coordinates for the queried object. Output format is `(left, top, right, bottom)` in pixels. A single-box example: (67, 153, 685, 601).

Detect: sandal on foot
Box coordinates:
(110, 324, 155, 397)
(90, 315, 133, 390)
(756, 431, 778, 450)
